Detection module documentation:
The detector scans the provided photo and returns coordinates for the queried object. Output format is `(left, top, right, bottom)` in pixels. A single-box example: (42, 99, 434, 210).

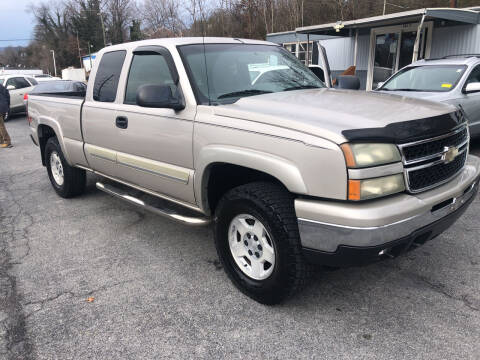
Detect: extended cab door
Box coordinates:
(82, 50, 128, 179)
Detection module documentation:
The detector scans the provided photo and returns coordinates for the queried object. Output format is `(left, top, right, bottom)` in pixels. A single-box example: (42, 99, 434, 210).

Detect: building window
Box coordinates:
(283, 41, 313, 65)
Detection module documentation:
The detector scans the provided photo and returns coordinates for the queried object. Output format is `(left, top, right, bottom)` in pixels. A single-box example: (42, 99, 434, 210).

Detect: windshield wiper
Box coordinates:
(284, 85, 321, 91)
(217, 89, 272, 99)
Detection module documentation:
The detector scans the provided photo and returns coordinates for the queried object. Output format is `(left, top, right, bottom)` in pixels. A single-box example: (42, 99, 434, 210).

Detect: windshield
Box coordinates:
(380, 65, 467, 92)
(178, 43, 324, 105)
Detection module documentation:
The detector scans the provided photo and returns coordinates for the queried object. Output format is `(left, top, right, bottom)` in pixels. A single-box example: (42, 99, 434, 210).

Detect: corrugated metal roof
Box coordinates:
(296, 7, 480, 35)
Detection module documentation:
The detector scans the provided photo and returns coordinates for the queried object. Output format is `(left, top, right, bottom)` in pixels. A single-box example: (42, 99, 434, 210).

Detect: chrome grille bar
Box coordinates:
(398, 124, 469, 193)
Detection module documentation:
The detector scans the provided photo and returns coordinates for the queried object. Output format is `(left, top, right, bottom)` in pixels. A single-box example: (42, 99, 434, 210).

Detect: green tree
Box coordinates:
(129, 19, 144, 41)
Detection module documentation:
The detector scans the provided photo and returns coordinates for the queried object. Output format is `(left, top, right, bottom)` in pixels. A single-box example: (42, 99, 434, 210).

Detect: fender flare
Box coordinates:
(194, 145, 308, 213)
(37, 117, 72, 166)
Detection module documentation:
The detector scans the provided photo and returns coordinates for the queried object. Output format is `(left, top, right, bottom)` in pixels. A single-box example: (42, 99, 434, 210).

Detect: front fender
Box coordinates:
(194, 145, 308, 213)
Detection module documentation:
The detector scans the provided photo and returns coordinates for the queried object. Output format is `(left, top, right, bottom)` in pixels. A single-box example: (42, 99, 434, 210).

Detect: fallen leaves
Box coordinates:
(86, 297, 95, 303)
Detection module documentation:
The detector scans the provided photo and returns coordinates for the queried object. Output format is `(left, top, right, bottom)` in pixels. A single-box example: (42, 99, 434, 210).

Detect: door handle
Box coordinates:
(116, 116, 128, 129)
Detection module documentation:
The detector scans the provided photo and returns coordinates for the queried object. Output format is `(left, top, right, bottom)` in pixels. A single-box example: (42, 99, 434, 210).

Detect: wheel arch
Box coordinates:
(37, 121, 69, 166)
(195, 145, 308, 215)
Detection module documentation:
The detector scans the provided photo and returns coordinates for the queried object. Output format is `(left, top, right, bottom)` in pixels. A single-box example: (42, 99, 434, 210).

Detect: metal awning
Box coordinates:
(296, 7, 480, 36)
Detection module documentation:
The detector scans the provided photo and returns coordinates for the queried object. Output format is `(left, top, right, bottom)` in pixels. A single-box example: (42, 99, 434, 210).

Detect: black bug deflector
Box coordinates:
(341, 111, 465, 144)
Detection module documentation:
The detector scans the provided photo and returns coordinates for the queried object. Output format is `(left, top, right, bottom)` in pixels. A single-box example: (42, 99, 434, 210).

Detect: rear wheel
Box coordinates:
(214, 182, 310, 305)
(45, 137, 86, 198)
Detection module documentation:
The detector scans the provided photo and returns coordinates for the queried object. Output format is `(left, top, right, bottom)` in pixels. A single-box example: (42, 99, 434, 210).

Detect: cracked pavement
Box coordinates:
(1, 115, 479, 359)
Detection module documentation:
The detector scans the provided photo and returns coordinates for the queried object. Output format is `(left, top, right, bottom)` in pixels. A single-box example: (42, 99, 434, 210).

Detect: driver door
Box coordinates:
(112, 46, 196, 205)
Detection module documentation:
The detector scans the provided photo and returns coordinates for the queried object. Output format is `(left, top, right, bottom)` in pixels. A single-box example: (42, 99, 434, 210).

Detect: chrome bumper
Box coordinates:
(296, 156, 480, 253)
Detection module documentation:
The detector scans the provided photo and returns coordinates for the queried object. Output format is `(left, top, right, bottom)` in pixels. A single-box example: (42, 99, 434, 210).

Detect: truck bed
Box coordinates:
(29, 94, 88, 167)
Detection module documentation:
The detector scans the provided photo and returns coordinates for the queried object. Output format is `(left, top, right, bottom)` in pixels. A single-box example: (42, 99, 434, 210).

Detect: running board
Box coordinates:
(96, 182, 211, 226)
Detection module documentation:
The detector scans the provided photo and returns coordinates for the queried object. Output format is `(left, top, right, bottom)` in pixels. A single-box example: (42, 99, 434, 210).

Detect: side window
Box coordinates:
(93, 50, 126, 102)
(466, 65, 480, 85)
(124, 52, 175, 104)
(14, 77, 31, 89)
(27, 77, 38, 86)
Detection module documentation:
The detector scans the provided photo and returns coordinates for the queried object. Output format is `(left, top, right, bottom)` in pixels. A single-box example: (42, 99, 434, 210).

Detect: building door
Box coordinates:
(367, 22, 433, 90)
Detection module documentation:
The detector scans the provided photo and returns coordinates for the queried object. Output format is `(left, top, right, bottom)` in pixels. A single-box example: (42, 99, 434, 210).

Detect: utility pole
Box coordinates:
(50, 50, 57, 77)
(301, 0, 304, 27)
(383, 0, 386, 15)
(98, 12, 107, 47)
(88, 42, 93, 71)
(76, 32, 83, 68)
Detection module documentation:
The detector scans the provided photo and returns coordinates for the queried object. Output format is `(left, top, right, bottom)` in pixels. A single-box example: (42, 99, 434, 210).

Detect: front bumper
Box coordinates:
(296, 155, 480, 267)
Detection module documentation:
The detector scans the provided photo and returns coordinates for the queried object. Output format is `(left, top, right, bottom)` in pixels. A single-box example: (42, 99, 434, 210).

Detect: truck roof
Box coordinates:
(100, 37, 277, 54)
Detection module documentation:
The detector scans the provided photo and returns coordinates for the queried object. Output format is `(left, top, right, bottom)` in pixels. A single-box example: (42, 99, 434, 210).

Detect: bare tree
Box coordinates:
(142, 0, 185, 36)
(105, 0, 134, 44)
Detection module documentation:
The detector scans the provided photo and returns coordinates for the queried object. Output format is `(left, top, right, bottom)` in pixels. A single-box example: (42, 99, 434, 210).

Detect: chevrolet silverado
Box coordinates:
(28, 38, 480, 304)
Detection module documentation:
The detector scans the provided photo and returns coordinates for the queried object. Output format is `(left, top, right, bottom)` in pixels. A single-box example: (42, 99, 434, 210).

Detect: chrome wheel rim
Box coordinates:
(228, 214, 275, 280)
(50, 151, 64, 186)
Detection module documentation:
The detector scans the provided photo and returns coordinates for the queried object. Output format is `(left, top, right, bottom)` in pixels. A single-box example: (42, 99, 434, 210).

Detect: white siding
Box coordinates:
(318, 34, 370, 71)
(430, 24, 480, 58)
(319, 37, 354, 71)
(355, 34, 371, 71)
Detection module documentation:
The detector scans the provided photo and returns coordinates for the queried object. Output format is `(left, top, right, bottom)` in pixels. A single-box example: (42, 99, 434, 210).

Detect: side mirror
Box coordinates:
(336, 75, 361, 90)
(136, 84, 184, 110)
(465, 82, 480, 94)
(6, 85, 16, 90)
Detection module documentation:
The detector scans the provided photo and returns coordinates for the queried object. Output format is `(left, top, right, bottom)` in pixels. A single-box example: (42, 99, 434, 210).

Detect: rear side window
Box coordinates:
(93, 50, 126, 102)
(27, 77, 38, 85)
(124, 53, 175, 104)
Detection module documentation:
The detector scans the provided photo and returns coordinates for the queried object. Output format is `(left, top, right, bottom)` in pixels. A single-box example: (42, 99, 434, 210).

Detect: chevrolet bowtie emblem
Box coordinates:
(442, 146, 459, 164)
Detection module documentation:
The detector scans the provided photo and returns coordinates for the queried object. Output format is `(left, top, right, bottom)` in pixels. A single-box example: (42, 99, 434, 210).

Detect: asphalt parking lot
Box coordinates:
(1, 115, 479, 360)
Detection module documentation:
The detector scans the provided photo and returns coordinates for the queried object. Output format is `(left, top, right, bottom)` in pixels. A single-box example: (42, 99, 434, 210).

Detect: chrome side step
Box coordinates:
(96, 182, 211, 226)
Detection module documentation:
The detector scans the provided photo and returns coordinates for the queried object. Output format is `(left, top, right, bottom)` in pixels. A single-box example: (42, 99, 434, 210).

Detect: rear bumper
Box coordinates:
(296, 155, 480, 267)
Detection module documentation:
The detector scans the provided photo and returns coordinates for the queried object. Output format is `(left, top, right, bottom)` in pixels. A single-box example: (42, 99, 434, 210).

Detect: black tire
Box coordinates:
(45, 137, 86, 198)
(214, 182, 310, 305)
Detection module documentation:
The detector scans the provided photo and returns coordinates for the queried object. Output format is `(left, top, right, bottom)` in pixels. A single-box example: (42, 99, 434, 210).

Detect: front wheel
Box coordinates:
(214, 182, 310, 305)
(45, 137, 86, 198)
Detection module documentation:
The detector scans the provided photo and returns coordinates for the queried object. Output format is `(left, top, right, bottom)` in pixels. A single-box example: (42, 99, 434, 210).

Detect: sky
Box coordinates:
(0, 0, 36, 48)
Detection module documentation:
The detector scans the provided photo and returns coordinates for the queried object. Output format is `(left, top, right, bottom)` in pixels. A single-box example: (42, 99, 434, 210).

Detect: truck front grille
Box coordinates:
(398, 125, 469, 193)
(402, 127, 468, 162)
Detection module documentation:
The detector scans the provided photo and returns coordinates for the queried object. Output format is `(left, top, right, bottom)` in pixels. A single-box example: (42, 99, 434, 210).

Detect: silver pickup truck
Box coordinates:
(28, 38, 480, 304)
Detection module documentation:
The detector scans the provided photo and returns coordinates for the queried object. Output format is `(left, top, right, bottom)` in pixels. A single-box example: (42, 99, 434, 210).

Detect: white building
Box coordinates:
(267, 7, 480, 90)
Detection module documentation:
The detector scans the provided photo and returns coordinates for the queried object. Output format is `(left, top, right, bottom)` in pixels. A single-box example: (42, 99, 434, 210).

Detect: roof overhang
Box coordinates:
(296, 7, 480, 36)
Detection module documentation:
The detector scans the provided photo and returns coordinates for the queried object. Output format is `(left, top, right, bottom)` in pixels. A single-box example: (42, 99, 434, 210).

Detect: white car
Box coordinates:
(0, 75, 37, 120)
(32, 74, 61, 82)
(376, 55, 480, 137)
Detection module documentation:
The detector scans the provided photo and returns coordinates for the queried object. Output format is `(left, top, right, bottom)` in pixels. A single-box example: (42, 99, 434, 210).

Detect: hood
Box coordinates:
(376, 89, 454, 102)
(213, 88, 459, 144)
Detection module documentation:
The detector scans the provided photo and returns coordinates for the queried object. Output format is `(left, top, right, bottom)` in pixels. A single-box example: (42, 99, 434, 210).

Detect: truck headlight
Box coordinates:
(348, 174, 405, 201)
(341, 143, 401, 168)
